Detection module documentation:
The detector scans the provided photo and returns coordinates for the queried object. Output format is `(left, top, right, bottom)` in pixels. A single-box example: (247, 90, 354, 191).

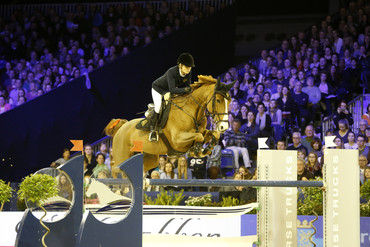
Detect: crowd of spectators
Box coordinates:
(45, 1, 370, 199)
(0, 1, 224, 113)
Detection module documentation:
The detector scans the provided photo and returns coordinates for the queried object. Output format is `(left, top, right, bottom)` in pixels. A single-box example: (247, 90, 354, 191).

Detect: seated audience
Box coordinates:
(357, 135, 370, 157)
(160, 162, 178, 179)
(306, 152, 322, 178)
(344, 131, 358, 149)
(268, 99, 283, 142)
(333, 100, 354, 130)
(297, 158, 314, 181)
(174, 156, 193, 179)
(57, 173, 73, 200)
(301, 125, 315, 154)
(50, 148, 71, 168)
(92, 153, 110, 178)
(223, 118, 251, 168)
(362, 103, 370, 125)
(334, 119, 350, 143)
(287, 131, 308, 154)
(276, 139, 287, 150)
(255, 103, 272, 137)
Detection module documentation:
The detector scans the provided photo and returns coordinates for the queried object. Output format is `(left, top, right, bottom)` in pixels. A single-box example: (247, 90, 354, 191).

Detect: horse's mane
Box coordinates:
(191, 75, 217, 90)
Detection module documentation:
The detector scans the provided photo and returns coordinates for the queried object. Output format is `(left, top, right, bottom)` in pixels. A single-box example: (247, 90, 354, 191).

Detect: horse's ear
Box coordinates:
(224, 80, 237, 91)
(215, 77, 221, 89)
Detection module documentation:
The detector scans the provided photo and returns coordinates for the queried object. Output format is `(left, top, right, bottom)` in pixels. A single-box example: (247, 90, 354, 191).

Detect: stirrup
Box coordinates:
(149, 130, 159, 142)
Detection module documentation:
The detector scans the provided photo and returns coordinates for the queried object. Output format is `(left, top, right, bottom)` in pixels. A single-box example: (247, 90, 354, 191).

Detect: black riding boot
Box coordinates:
(149, 112, 159, 142)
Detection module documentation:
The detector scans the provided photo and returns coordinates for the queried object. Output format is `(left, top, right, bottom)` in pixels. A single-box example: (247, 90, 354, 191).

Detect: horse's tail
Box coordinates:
(104, 119, 128, 137)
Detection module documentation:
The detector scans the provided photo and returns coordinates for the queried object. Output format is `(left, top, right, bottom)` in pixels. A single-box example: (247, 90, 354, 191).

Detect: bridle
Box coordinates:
(168, 86, 229, 132)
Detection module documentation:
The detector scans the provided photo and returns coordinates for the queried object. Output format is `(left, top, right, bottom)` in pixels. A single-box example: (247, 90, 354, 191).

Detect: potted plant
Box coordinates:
(360, 180, 370, 217)
(17, 173, 59, 247)
(0, 179, 13, 211)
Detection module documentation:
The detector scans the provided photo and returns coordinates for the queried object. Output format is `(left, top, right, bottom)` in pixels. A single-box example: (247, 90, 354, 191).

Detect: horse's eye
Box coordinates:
(217, 99, 221, 103)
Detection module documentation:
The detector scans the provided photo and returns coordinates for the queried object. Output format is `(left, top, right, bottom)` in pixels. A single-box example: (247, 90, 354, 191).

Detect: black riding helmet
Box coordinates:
(177, 53, 195, 67)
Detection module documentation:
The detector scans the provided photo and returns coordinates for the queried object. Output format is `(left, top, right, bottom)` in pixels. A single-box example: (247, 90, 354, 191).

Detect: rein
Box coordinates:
(168, 86, 228, 132)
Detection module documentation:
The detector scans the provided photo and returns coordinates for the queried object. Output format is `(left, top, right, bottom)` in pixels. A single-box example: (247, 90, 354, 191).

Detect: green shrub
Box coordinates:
(144, 190, 184, 205)
(220, 196, 240, 207)
(361, 180, 370, 201)
(0, 179, 13, 210)
(297, 178, 324, 216)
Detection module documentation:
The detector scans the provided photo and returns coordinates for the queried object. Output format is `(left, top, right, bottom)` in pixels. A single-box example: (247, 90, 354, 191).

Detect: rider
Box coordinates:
(149, 53, 195, 142)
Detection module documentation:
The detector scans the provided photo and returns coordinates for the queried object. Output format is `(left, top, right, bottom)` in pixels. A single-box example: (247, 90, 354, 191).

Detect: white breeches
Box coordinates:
(152, 88, 163, 113)
(227, 146, 251, 169)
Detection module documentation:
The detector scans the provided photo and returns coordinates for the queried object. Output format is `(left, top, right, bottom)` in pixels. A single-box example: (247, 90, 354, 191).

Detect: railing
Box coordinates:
(321, 93, 370, 135)
(0, 0, 233, 20)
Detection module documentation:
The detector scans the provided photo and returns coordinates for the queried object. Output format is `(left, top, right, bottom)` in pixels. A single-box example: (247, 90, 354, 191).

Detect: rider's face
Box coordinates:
(179, 64, 192, 75)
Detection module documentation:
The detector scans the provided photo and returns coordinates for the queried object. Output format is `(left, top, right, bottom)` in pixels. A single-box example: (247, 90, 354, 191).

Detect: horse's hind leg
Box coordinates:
(143, 153, 159, 173)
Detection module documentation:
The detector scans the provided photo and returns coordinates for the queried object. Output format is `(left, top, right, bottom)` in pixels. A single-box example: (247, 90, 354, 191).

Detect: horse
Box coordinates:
(85, 179, 131, 205)
(104, 75, 235, 172)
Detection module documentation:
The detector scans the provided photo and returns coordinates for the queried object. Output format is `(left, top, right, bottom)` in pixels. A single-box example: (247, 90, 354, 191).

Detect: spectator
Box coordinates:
(145, 170, 162, 192)
(244, 80, 256, 99)
(310, 137, 323, 159)
(292, 81, 309, 129)
(316, 71, 335, 116)
(359, 155, 368, 185)
(50, 148, 71, 168)
(358, 119, 368, 136)
(297, 149, 306, 160)
(306, 152, 322, 178)
(363, 166, 370, 185)
(57, 173, 72, 201)
(333, 100, 354, 129)
(301, 125, 315, 153)
(287, 131, 308, 154)
(240, 111, 260, 150)
(0, 95, 11, 114)
(238, 166, 253, 180)
(344, 131, 358, 149)
(271, 83, 282, 100)
(236, 104, 249, 126)
(174, 156, 192, 179)
(92, 153, 110, 178)
(333, 136, 344, 149)
(223, 118, 251, 169)
(255, 103, 272, 137)
(357, 134, 370, 157)
(277, 86, 296, 132)
(155, 156, 167, 176)
(229, 81, 244, 103)
(160, 162, 178, 179)
(276, 139, 286, 150)
(229, 98, 240, 116)
(302, 76, 321, 123)
(268, 99, 283, 142)
(84, 144, 97, 176)
(334, 119, 350, 143)
(362, 103, 370, 125)
(297, 158, 314, 181)
(96, 143, 109, 159)
(262, 91, 271, 110)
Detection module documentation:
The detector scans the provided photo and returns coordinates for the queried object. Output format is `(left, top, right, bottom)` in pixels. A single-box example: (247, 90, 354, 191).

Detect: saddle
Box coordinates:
(135, 101, 171, 132)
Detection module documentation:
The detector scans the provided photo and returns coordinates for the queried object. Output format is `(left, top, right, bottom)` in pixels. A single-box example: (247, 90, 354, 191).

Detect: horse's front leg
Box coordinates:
(170, 131, 204, 150)
(201, 130, 221, 156)
(202, 129, 221, 143)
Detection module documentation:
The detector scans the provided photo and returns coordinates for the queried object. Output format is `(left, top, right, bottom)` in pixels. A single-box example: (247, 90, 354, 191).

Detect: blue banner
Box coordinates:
(241, 215, 370, 246)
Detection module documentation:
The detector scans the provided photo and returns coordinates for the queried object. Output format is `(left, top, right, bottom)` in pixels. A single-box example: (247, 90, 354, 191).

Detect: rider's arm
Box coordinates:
(166, 68, 189, 94)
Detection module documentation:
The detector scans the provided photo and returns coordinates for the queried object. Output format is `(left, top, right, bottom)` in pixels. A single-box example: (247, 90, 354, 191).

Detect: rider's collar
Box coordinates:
(179, 67, 186, 77)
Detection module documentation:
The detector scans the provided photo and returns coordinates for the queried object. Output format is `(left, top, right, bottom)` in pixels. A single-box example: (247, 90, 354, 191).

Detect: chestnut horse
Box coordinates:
(104, 75, 235, 172)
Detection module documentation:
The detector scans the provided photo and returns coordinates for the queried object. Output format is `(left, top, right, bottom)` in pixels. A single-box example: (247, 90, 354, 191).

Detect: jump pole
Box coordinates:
(148, 148, 360, 247)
